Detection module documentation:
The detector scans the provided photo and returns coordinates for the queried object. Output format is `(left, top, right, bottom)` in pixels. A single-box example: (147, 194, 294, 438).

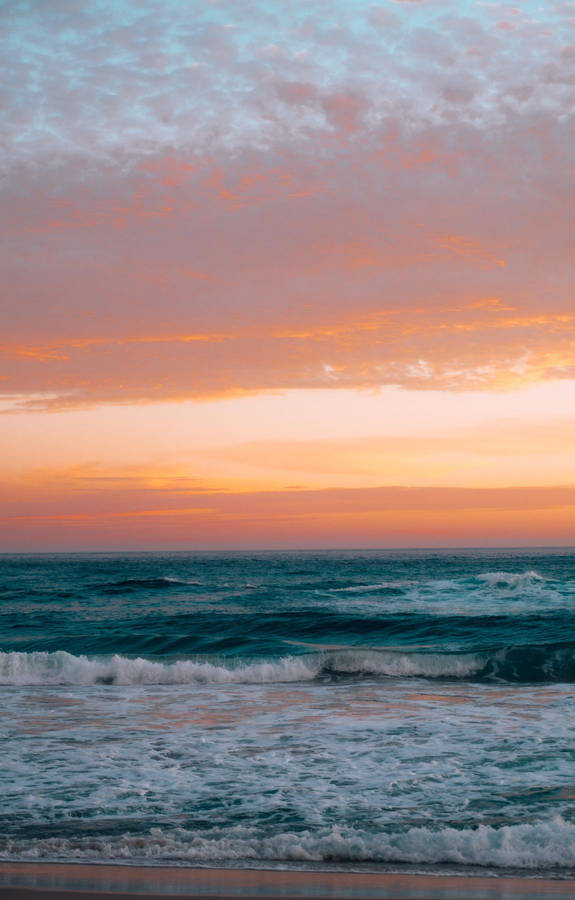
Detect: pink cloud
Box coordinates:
(2, 0, 574, 409)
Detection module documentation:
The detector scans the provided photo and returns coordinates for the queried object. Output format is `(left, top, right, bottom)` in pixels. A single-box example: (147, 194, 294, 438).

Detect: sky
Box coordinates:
(1, 0, 575, 550)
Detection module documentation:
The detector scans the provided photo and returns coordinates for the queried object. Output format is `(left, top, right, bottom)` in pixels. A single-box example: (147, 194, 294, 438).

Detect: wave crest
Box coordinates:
(1, 644, 574, 686)
(0, 651, 318, 686)
(475, 571, 545, 588)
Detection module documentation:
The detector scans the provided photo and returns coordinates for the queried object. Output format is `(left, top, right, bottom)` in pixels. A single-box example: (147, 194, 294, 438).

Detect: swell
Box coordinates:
(98, 577, 199, 594)
(1, 643, 574, 685)
(2, 608, 574, 659)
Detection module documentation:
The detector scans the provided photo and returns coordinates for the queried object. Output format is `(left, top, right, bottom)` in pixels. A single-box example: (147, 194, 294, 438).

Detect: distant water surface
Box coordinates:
(0, 549, 574, 875)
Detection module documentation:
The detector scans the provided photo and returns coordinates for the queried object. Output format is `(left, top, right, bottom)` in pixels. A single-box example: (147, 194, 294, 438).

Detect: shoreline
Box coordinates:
(1, 863, 575, 900)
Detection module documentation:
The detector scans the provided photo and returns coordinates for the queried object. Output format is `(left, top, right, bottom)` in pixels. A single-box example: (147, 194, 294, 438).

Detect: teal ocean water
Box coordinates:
(0, 550, 574, 875)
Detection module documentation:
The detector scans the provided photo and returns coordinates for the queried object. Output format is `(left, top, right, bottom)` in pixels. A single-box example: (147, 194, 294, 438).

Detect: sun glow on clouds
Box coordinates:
(1, 0, 575, 548)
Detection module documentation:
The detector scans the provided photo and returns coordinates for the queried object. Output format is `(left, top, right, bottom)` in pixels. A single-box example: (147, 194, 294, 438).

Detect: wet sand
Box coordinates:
(0, 864, 574, 900)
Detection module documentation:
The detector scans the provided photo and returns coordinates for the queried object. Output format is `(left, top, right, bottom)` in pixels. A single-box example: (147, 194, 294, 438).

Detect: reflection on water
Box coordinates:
(1, 863, 575, 899)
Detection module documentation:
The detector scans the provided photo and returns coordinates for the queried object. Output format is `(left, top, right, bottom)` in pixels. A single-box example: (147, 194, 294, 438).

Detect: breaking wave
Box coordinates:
(475, 571, 545, 588)
(1, 643, 574, 686)
(2, 818, 575, 870)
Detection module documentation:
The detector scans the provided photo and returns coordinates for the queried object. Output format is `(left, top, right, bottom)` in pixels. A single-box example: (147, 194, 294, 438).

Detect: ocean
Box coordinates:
(0, 549, 574, 876)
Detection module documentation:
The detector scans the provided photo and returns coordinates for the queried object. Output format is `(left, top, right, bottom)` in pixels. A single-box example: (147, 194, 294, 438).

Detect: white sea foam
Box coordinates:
(2, 819, 575, 869)
(325, 650, 483, 679)
(330, 583, 407, 594)
(0, 651, 320, 686)
(0, 650, 488, 686)
(476, 571, 545, 588)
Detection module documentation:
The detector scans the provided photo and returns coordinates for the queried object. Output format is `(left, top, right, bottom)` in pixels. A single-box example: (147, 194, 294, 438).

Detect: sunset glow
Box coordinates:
(2, 0, 575, 549)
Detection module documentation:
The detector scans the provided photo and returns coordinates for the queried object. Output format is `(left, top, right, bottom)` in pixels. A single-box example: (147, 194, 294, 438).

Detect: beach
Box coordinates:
(1, 864, 575, 900)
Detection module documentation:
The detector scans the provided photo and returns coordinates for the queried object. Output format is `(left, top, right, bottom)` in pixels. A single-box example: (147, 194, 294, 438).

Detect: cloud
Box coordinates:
(1, 0, 575, 409)
(2, 0, 574, 169)
(200, 419, 575, 480)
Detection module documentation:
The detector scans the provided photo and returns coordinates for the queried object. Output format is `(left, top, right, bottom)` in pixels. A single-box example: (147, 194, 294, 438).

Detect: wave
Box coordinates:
(0, 651, 318, 686)
(1, 644, 574, 686)
(475, 571, 545, 588)
(69, 569, 556, 599)
(99, 576, 198, 592)
(2, 818, 575, 870)
(323, 644, 575, 682)
(330, 572, 546, 594)
(327, 583, 406, 596)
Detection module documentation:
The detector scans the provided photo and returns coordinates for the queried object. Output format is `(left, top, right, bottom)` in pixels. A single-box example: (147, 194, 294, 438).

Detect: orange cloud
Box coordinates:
(2, 101, 574, 410)
(2, 297, 575, 410)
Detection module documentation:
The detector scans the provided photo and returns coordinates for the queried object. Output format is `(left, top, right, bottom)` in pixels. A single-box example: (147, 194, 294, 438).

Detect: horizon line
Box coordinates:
(2, 545, 575, 556)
